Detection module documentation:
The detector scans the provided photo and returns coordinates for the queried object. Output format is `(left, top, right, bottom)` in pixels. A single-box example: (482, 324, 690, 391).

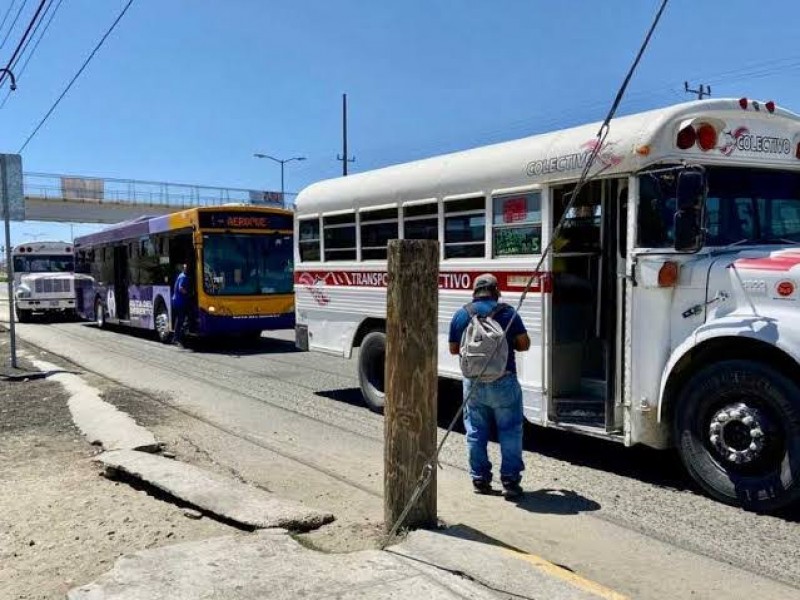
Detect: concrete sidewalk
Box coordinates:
(67, 527, 620, 600)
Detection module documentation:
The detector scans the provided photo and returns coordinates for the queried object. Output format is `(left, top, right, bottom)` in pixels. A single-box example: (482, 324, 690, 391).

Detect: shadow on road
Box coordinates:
(506, 488, 601, 515)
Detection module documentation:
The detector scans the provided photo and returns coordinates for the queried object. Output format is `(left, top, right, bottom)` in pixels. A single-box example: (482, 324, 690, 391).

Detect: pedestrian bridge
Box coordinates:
(21, 172, 294, 224)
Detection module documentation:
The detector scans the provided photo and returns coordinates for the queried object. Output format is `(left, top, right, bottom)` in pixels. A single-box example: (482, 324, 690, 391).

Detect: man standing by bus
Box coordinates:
(172, 263, 190, 345)
(449, 274, 530, 498)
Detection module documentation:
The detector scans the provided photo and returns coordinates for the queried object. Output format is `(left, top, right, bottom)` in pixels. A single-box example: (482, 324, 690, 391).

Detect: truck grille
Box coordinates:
(34, 278, 72, 294)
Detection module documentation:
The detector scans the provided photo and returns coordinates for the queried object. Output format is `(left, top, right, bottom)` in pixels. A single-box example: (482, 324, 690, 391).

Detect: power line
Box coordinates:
(0, 0, 46, 89)
(18, 0, 135, 153)
(0, 0, 27, 51)
(3, 0, 52, 82)
(0, 0, 60, 105)
(0, 0, 18, 42)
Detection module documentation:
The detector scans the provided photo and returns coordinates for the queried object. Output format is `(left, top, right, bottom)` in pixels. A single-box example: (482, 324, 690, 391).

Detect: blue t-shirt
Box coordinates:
(448, 299, 528, 374)
(172, 272, 189, 308)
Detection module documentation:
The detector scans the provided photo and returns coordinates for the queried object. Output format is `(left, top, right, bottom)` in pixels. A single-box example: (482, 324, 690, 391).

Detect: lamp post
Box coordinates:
(253, 153, 306, 203)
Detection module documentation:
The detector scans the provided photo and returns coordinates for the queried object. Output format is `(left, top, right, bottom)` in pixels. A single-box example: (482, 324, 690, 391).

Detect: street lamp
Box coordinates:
(253, 153, 306, 203)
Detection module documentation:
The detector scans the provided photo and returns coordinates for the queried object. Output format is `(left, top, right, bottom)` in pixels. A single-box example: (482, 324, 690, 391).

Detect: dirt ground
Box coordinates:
(0, 337, 237, 600)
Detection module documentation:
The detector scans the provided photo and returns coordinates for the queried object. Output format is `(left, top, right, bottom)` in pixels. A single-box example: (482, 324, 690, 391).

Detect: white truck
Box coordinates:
(12, 241, 77, 322)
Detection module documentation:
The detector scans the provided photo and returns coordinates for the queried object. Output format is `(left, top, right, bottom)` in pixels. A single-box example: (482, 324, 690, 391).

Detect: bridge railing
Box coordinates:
(22, 172, 297, 210)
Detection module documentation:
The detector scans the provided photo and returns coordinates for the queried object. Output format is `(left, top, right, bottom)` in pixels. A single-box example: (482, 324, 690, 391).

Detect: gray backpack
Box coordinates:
(459, 303, 509, 382)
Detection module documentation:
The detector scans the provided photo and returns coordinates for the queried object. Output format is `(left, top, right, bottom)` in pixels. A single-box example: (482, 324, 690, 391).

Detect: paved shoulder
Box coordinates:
(98, 449, 333, 531)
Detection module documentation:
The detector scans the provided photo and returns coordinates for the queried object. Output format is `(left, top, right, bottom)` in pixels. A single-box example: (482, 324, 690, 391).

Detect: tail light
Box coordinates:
(677, 126, 697, 150)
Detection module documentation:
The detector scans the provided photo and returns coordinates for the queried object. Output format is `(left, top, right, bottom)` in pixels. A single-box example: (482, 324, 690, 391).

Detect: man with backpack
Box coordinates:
(449, 273, 531, 498)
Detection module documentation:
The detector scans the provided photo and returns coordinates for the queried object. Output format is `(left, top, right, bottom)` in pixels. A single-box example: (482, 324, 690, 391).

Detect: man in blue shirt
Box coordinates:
(449, 273, 530, 498)
(171, 264, 190, 345)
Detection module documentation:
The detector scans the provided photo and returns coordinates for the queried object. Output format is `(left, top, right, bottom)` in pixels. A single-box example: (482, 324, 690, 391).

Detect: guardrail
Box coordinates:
(23, 172, 297, 210)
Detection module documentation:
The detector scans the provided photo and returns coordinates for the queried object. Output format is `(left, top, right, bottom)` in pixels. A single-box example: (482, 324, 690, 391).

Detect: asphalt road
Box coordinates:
(3, 305, 799, 600)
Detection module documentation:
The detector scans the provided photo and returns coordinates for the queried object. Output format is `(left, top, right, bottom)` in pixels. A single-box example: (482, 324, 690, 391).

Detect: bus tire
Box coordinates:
(154, 300, 171, 344)
(358, 331, 386, 413)
(674, 359, 800, 512)
(95, 298, 106, 329)
(16, 308, 31, 323)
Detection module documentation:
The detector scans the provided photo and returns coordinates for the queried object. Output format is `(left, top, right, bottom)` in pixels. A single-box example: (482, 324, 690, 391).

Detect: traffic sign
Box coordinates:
(1, 154, 24, 221)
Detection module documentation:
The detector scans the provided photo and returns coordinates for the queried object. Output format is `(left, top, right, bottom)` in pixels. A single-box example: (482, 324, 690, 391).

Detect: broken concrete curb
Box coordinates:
(98, 450, 334, 531)
(67, 529, 498, 600)
(29, 357, 158, 452)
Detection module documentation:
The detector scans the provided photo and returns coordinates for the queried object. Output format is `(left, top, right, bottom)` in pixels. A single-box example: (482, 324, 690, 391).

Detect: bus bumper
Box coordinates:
(197, 310, 295, 336)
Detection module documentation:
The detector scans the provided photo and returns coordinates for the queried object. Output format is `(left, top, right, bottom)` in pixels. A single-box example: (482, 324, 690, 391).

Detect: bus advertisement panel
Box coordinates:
(74, 206, 294, 342)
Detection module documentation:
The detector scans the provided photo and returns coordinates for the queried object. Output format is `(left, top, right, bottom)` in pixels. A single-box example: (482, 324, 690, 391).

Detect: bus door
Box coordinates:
(113, 245, 130, 320)
(548, 178, 626, 433)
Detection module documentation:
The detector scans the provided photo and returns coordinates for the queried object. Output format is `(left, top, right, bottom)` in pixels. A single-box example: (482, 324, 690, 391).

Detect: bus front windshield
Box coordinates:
(13, 254, 74, 273)
(202, 233, 293, 296)
(638, 167, 800, 248)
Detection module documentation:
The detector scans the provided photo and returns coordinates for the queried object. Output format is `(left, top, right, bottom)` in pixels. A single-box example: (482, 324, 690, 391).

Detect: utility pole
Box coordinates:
(336, 93, 355, 176)
(685, 81, 711, 100)
(384, 239, 438, 532)
(1, 154, 18, 368)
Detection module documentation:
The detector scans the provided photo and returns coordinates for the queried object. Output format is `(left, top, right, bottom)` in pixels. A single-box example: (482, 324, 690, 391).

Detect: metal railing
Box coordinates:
(22, 172, 297, 210)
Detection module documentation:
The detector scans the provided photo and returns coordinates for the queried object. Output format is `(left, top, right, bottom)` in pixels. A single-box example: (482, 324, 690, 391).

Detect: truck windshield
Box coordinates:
(202, 233, 293, 296)
(12, 255, 74, 273)
(638, 167, 800, 248)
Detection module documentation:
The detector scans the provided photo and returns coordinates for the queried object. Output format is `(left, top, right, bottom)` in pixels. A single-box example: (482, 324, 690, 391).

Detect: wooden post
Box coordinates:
(384, 239, 438, 531)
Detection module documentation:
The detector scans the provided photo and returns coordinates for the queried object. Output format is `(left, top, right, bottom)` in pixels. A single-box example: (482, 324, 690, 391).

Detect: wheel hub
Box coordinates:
(708, 402, 767, 464)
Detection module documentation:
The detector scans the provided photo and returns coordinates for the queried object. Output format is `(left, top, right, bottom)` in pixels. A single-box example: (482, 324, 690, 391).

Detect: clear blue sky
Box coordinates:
(5, 0, 800, 244)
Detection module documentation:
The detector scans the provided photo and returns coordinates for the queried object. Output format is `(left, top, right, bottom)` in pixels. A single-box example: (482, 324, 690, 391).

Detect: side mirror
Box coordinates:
(674, 170, 706, 252)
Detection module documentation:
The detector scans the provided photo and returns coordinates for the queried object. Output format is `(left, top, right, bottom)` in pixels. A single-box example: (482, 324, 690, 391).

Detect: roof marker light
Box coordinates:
(697, 123, 718, 151)
(766, 100, 776, 113)
(677, 125, 696, 150)
(739, 98, 748, 109)
(636, 145, 651, 156)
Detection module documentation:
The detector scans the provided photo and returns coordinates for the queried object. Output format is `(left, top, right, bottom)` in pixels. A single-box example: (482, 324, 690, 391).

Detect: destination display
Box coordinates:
(199, 210, 293, 231)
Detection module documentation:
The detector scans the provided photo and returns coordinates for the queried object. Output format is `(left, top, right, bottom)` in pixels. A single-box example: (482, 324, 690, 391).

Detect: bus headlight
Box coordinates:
(15, 286, 31, 299)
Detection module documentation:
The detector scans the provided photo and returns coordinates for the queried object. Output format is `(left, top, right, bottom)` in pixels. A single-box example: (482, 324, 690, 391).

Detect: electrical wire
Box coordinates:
(0, 0, 46, 89)
(0, 0, 61, 106)
(0, 0, 18, 43)
(18, 0, 135, 153)
(0, 0, 26, 50)
(380, 0, 670, 549)
(0, 0, 52, 88)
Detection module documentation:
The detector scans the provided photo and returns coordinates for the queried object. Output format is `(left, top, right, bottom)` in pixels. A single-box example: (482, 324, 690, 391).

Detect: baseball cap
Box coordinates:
(473, 273, 498, 298)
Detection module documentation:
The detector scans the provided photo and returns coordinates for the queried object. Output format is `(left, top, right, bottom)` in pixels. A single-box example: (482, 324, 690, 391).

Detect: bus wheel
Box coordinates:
(16, 308, 31, 323)
(154, 302, 171, 343)
(95, 299, 106, 328)
(675, 359, 800, 512)
(358, 331, 386, 413)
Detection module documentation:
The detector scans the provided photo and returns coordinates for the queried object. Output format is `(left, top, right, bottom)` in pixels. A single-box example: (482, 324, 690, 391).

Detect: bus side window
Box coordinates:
(444, 197, 485, 259)
(299, 218, 321, 262)
(403, 202, 438, 241)
(492, 192, 542, 257)
(360, 208, 398, 260)
(323, 213, 356, 261)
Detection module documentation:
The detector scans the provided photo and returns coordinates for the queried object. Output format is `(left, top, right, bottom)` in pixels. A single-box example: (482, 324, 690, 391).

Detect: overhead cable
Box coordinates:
(0, 0, 62, 106)
(18, 0, 135, 153)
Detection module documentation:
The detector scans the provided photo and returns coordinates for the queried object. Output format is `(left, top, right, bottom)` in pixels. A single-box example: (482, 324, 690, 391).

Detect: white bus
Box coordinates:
(294, 98, 800, 511)
(12, 240, 77, 322)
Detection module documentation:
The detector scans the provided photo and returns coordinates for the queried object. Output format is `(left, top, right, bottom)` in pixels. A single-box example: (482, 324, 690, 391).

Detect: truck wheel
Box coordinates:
(16, 308, 31, 323)
(154, 301, 171, 343)
(674, 359, 800, 512)
(358, 331, 386, 413)
(95, 298, 106, 328)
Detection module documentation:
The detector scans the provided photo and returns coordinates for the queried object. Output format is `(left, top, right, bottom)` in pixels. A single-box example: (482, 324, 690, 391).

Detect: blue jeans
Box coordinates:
(463, 373, 525, 484)
(173, 305, 186, 342)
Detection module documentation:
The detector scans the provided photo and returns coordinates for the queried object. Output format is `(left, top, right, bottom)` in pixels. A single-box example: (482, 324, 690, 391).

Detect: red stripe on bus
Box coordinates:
(735, 253, 800, 272)
(294, 270, 552, 293)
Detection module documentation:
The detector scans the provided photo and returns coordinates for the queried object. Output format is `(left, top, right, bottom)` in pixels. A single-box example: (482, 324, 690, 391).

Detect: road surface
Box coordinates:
(2, 303, 799, 599)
